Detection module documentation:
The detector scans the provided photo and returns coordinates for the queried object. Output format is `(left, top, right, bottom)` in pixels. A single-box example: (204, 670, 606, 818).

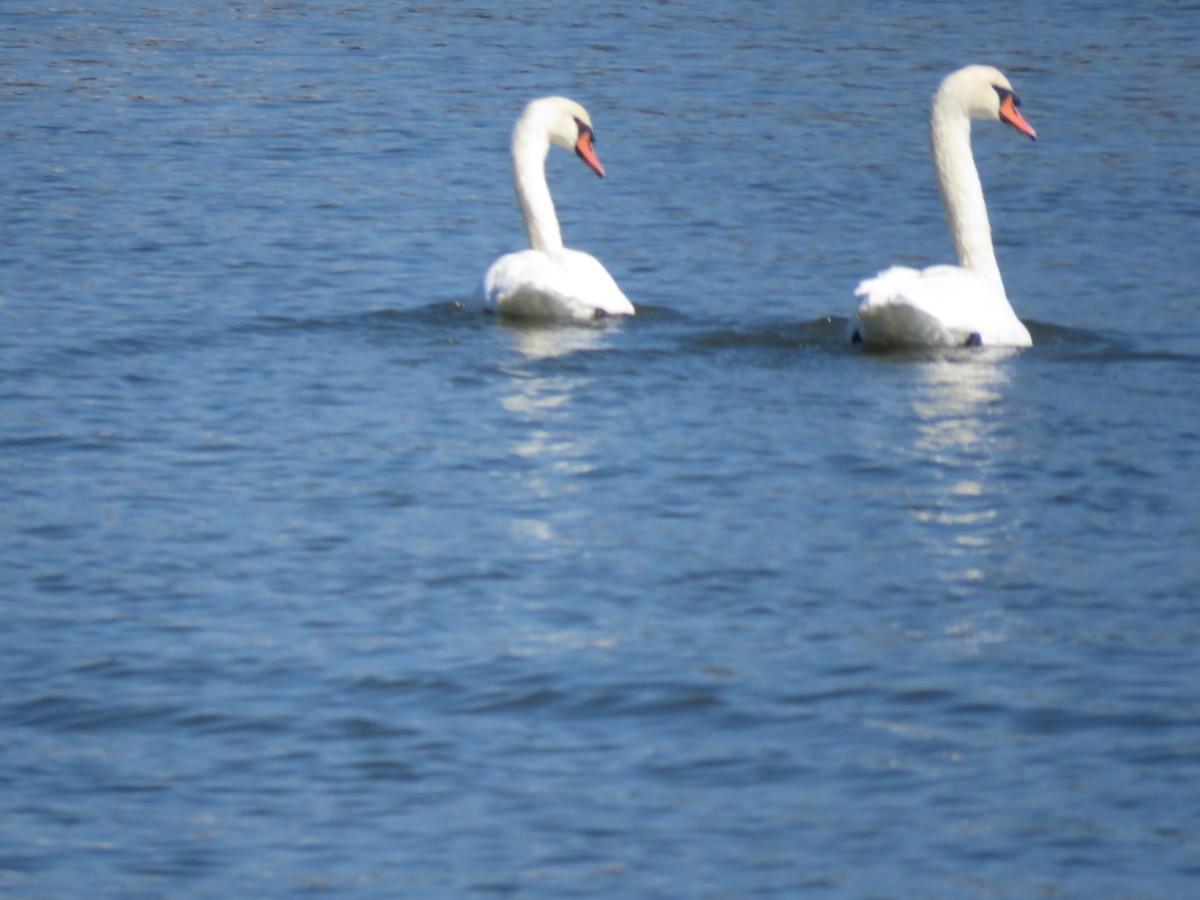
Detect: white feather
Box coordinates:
(482, 97, 634, 322)
(850, 66, 1036, 348)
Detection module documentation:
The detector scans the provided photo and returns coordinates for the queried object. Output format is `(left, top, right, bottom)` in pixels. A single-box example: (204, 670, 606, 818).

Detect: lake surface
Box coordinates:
(3, 2, 1199, 896)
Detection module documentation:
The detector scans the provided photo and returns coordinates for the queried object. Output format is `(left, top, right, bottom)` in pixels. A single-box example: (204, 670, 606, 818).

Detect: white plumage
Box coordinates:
(851, 66, 1037, 348)
(482, 97, 634, 321)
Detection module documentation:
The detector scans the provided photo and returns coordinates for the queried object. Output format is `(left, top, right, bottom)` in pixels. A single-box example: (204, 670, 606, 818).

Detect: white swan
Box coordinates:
(482, 97, 635, 321)
(850, 66, 1037, 348)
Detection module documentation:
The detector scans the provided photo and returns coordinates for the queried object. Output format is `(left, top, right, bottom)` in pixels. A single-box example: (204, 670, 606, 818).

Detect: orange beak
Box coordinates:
(575, 128, 606, 177)
(999, 94, 1037, 141)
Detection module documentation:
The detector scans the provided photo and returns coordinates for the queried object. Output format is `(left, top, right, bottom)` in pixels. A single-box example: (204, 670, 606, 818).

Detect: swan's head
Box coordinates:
(938, 65, 1037, 141)
(521, 96, 607, 177)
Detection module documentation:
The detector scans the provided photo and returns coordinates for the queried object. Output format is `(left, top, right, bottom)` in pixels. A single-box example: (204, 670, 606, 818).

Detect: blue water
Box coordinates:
(3, 2, 1200, 897)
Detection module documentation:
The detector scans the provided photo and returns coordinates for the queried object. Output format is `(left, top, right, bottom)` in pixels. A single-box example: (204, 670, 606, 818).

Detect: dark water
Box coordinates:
(3, 2, 1199, 897)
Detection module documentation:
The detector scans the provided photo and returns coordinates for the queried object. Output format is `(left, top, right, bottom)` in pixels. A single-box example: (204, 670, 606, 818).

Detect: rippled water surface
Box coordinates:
(3, 2, 1199, 897)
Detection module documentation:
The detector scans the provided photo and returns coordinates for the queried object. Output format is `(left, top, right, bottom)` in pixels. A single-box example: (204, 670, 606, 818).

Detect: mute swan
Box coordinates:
(850, 66, 1037, 348)
(482, 97, 635, 321)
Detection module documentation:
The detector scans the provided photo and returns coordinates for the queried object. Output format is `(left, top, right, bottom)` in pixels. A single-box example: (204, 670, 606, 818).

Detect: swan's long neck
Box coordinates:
(511, 119, 563, 254)
(931, 101, 1004, 292)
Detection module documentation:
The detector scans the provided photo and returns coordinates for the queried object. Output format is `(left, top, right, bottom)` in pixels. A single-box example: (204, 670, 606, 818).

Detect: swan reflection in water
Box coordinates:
(902, 348, 1027, 649)
(497, 322, 613, 547)
(910, 347, 1019, 461)
(503, 320, 612, 362)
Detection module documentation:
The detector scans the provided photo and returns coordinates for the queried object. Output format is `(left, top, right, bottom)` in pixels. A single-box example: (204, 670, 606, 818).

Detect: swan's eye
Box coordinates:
(574, 118, 595, 144)
(993, 85, 1021, 107)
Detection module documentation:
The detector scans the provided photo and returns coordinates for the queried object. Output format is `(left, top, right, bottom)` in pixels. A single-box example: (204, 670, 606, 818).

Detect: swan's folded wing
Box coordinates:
(853, 266, 959, 345)
(483, 248, 633, 320)
(552, 249, 635, 317)
(483, 251, 587, 320)
(484, 250, 559, 316)
(853, 265, 1016, 346)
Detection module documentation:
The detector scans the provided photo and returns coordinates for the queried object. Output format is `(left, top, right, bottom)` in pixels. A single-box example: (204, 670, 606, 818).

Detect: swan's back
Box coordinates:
(853, 265, 1032, 347)
(484, 248, 634, 321)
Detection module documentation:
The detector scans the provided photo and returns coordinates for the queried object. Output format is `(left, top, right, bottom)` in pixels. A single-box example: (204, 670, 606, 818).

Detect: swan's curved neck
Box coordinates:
(511, 119, 563, 254)
(931, 102, 1004, 292)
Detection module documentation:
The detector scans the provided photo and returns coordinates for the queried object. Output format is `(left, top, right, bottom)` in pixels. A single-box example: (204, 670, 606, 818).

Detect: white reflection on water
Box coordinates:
(910, 348, 1017, 453)
(498, 323, 610, 546)
(504, 321, 611, 361)
(903, 349, 1026, 648)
